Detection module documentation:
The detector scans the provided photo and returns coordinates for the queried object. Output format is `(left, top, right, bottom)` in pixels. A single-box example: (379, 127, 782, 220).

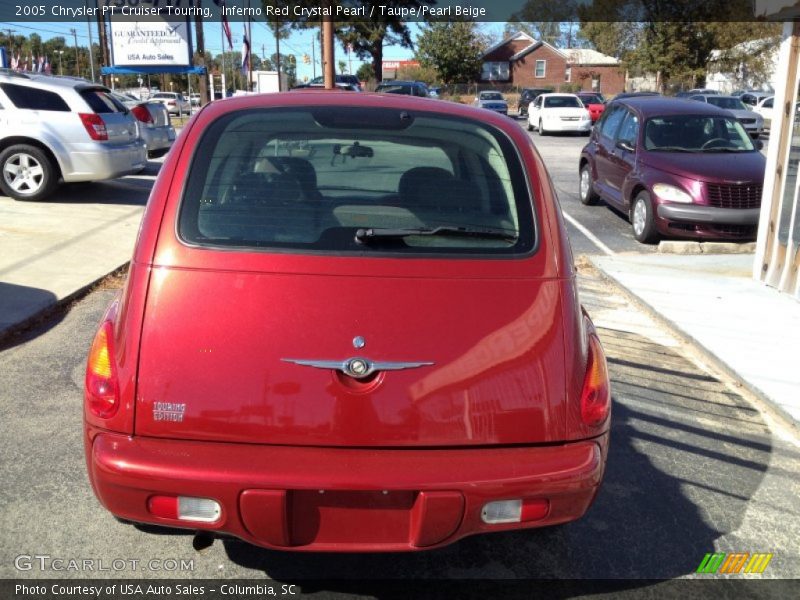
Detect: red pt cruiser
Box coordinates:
(84, 92, 611, 552)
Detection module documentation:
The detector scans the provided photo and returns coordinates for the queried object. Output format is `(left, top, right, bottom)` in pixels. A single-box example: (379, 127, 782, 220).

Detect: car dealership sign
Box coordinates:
(110, 19, 192, 68)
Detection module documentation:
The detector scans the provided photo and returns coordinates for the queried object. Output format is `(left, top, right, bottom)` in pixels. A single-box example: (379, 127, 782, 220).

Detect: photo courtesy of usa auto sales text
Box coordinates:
(15, 583, 300, 596)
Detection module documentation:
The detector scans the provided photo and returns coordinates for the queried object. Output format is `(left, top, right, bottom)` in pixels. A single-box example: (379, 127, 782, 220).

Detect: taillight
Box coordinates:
(580, 334, 610, 427)
(79, 113, 108, 141)
(85, 321, 119, 418)
(131, 105, 153, 126)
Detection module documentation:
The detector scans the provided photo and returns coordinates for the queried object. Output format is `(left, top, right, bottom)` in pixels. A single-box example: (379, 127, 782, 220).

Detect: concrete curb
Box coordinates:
(0, 262, 129, 347)
(657, 241, 757, 255)
(586, 256, 799, 433)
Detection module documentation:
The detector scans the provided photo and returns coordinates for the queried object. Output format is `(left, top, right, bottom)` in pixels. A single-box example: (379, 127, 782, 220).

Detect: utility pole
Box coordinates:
(96, 11, 110, 86)
(193, 0, 208, 105)
(311, 40, 316, 79)
(70, 28, 80, 77)
(85, 0, 95, 82)
(323, 17, 334, 89)
(274, 22, 282, 91)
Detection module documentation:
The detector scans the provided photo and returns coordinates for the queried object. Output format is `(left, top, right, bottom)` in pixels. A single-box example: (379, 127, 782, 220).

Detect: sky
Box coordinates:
(0, 19, 484, 82)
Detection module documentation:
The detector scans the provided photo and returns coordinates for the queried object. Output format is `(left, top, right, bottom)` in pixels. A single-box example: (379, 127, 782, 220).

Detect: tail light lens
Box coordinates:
(85, 322, 119, 418)
(581, 334, 610, 427)
(131, 105, 154, 127)
(79, 113, 108, 141)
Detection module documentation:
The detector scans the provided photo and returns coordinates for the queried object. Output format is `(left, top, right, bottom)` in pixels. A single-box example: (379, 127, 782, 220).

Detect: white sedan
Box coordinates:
(753, 96, 774, 130)
(527, 93, 592, 135)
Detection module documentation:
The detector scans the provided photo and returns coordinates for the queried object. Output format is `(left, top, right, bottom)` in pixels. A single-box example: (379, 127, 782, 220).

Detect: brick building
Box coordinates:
(480, 32, 626, 95)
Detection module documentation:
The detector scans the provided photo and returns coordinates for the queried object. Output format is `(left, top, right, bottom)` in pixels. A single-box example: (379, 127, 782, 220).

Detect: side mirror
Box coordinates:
(616, 139, 635, 152)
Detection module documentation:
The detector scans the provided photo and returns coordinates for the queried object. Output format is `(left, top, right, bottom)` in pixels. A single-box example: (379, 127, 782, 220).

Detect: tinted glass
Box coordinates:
(544, 96, 581, 108)
(764, 98, 774, 108)
(0, 84, 69, 111)
(580, 94, 603, 104)
(375, 84, 412, 95)
(598, 105, 626, 139)
(644, 115, 755, 152)
(80, 90, 126, 113)
(481, 93, 504, 101)
(706, 97, 747, 110)
(617, 111, 639, 144)
(179, 107, 535, 256)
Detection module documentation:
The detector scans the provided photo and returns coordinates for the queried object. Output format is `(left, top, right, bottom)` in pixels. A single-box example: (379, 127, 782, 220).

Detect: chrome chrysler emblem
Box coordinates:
(282, 357, 433, 380)
(353, 336, 366, 349)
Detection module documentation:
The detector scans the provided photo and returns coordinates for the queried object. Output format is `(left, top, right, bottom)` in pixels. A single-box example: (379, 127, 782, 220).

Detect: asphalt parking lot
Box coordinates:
(1, 126, 798, 586)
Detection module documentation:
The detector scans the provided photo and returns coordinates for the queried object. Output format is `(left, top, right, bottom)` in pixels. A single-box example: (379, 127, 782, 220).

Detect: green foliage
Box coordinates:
(416, 22, 483, 85)
(356, 62, 375, 82)
(396, 64, 439, 85)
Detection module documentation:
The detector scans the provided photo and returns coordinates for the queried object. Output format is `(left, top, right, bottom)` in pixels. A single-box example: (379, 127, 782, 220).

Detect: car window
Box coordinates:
(644, 115, 755, 152)
(0, 83, 70, 111)
(481, 93, 504, 101)
(706, 97, 747, 110)
(763, 98, 774, 108)
(580, 94, 603, 104)
(80, 90, 127, 114)
(616, 111, 639, 145)
(598, 105, 626, 140)
(178, 107, 535, 256)
(544, 96, 581, 108)
(741, 94, 755, 105)
(376, 84, 412, 95)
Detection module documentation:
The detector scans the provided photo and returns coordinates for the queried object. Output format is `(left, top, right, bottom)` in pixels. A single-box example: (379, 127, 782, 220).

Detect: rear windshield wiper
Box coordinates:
(355, 226, 519, 244)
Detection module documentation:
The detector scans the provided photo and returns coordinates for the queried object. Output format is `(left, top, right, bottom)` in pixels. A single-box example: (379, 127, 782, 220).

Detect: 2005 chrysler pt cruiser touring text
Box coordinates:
(84, 91, 611, 552)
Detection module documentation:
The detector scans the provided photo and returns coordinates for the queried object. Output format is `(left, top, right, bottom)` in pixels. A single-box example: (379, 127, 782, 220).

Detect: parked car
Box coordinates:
(753, 96, 774, 129)
(295, 74, 362, 91)
(0, 71, 146, 201)
(613, 91, 661, 100)
(472, 91, 509, 115)
(739, 91, 773, 108)
(576, 92, 606, 123)
(428, 86, 443, 98)
(83, 92, 611, 552)
(689, 94, 764, 138)
(528, 93, 592, 135)
(375, 80, 429, 97)
(189, 93, 201, 107)
(579, 97, 765, 243)
(109, 91, 176, 158)
(517, 88, 552, 118)
(150, 91, 190, 116)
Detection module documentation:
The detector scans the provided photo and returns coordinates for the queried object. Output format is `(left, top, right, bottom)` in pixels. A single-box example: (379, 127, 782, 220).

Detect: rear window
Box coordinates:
(544, 96, 581, 108)
(178, 107, 535, 256)
(0, 83, 69, 111)
(80, 89, 126, 114)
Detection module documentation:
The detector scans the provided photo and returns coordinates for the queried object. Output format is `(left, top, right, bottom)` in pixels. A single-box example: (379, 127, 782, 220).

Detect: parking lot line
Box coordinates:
(562, 209, 616, 256)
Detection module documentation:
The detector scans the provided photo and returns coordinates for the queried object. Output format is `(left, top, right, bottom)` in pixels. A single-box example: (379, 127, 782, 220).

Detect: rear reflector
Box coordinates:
(78, 113, 108, 141)
(85, 321, 119, 418)
(482, 498, 549, 524)
(581, 334, 611, 428)
(148, 496, 221, 523)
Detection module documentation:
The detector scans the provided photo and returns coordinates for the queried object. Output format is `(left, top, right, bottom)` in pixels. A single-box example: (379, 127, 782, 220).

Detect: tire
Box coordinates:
(579, 164, 600, 206)
(538, 119, 546, 136)
(0, 144, 58, 201)
(527, 120, 533, 132)
(631, 191, 659, 244)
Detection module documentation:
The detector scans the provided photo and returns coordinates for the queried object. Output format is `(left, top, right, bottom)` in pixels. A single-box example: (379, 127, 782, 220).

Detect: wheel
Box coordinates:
(0, 144, 58, 201)
(538, 119, 546, 136)
(631, 191, 659, 243)
(527, 120, 533, 132)
(579, 164, 600, 205)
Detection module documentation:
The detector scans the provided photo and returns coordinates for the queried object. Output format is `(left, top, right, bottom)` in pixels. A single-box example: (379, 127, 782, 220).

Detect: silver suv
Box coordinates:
(0, 70, 146, 201)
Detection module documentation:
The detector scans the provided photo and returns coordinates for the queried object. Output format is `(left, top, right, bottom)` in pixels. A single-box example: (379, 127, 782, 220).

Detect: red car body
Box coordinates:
(577, 93, 606, 123)
(84, 92, 611, 552)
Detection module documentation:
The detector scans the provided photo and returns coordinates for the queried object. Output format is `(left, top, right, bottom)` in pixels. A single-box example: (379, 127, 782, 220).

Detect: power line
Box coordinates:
(0, 22, 91, 41)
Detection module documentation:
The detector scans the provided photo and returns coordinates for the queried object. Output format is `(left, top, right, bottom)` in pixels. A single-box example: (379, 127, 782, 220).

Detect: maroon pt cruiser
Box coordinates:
(579, 97, 766, 243)
(84, 91, 610, 552)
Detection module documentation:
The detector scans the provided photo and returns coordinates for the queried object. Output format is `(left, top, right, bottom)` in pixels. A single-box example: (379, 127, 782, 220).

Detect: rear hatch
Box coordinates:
(134, 104, 567, 448)
(78, 87, 138, 143)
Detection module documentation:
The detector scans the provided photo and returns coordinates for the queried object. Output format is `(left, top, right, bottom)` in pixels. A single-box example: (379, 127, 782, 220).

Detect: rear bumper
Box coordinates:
(657, 204, 760, 225)
(545, 119, 592, 132)
(87, 429, 608, 552)
(62, 140, 147, 182)
(139, 125, 176, 153)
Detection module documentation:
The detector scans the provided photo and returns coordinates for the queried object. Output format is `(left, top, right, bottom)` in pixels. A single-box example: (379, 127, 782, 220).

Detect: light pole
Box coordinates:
(57, 50, 64, 76)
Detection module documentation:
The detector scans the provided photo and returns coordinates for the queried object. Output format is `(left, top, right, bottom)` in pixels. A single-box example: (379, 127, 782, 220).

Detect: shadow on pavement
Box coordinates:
(0, 282, 60, 351)
(219, 323, 772, 590)
(47, 160, 161, 206)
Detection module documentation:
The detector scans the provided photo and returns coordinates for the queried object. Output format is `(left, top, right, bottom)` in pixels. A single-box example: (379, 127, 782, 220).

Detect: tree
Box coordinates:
(416, 21, 483, 84)
(262, 0, 435, 82)
(356, 62, 375, 82)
